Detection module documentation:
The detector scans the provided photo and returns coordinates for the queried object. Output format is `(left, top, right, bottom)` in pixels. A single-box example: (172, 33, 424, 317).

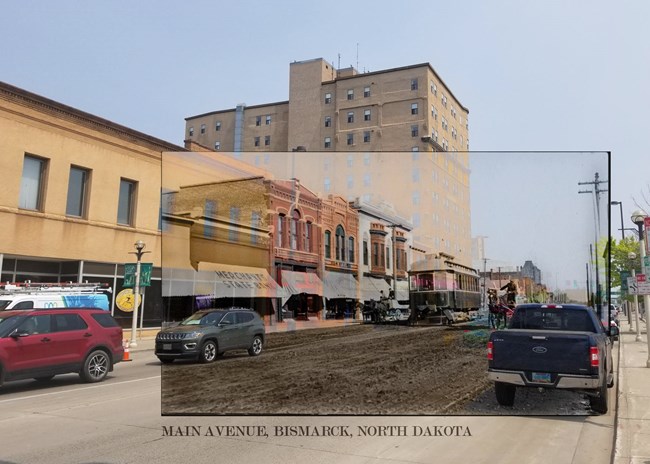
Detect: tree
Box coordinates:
(607, 236, 642, 289)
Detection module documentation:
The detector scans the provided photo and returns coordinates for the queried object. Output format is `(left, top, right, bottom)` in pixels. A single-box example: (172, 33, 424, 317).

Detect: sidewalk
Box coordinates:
(614, 313, 650, 464)
(123, 317, 362, 353)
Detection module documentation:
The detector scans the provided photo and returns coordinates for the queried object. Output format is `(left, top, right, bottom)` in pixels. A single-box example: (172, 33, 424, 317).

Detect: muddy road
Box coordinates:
(162, 324, 493, 415)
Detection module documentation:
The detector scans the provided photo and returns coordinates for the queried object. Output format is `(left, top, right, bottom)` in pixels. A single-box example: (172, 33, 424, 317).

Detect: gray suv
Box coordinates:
(155, 308, 265, 364)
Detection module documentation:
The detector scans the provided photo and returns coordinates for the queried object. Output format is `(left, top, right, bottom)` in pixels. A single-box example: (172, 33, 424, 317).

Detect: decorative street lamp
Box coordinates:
(129, 240, 150, 348)
(631, 210, 650, 367)
(611, 201, 625, 241)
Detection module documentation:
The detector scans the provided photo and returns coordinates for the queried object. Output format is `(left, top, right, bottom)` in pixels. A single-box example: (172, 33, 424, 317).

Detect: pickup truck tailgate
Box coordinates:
(491, 330, 592, 374)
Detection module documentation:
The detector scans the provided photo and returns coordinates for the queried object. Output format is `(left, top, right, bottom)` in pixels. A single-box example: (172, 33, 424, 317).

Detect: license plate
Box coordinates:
(163, 344, 172, 351)
(532, 372, 552, 383)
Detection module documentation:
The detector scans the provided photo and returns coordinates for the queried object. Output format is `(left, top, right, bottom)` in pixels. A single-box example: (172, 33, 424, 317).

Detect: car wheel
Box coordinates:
(158, 358, 174, 364)
(589, 378, 608, 414)
(199, 340, 218, 363)
(248, 336, 263, 356)
(80, 350, 110, 383)
(494, 381, 516, 406)
(34, 375, 55, 382)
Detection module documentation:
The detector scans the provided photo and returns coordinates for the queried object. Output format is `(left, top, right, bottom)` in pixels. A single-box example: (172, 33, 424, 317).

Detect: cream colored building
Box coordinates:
(0, 81, 183, 328)
(184, 58, 472, 266)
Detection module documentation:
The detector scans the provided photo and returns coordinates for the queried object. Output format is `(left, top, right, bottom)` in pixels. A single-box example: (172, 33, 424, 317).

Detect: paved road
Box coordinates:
(0, 348, 617, 464)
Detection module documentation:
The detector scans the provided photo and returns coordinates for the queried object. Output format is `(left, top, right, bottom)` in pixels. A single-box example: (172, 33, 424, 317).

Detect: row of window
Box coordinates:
(19, 154, 138, 226)
(361, 240, 408, 271)
(187, 114, 272, 137)
(324, 226, 355, 263)
(324, 77, 420, 104)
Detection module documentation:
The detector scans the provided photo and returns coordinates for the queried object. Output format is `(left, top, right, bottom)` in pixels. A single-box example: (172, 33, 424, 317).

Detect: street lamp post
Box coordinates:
(611, 201, 624, 241)
(628, 252, 642, 341)
(631, 210, 650, 367)
(129, 240, 149, 348)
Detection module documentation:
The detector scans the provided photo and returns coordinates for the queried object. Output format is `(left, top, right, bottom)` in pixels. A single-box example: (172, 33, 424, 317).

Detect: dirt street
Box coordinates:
(162, 323, 493, 415)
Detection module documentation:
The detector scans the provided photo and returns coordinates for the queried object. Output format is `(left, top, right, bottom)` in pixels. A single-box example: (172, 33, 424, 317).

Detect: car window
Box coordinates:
(236, 312, 254, 324)
(202, 312, 220, 325)
(91, 313, 120, 328)
(13, 300, 34, 310)
(19, 314, 51, 335)
(0, 300, 11, 310)
(53, 314, 88, 332)
(220, 313, 236, 325)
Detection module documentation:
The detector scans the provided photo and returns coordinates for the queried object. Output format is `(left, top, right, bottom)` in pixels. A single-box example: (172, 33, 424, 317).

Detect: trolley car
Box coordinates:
(408, 254, 480, 324)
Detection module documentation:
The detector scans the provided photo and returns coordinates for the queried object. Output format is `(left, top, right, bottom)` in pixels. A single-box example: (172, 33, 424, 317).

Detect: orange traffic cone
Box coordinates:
(123, 340, 132, 362)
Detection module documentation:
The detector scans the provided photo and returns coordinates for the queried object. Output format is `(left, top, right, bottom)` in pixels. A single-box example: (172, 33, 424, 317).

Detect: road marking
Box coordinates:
(0, 375, 160, 404)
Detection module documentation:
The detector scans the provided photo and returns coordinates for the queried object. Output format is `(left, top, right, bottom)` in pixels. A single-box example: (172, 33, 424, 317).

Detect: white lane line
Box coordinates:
(0, 375, 160, 404)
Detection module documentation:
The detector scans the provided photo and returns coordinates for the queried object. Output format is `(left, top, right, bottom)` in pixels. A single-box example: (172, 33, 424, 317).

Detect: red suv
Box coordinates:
(0, 308, 124, 386)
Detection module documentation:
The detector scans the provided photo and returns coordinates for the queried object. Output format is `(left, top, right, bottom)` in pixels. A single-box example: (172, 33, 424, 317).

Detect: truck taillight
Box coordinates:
(487, 341, 493, 360)
(590, 346, 599, 367)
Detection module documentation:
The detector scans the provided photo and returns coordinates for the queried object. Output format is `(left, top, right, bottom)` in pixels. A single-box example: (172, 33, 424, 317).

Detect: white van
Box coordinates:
(0, 283, 110, 311)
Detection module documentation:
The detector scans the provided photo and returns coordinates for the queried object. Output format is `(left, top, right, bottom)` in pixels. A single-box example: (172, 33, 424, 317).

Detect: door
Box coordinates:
(217, 312, 238, 351)
(4, 315, 54, 374)
(48, 313, 93, 367)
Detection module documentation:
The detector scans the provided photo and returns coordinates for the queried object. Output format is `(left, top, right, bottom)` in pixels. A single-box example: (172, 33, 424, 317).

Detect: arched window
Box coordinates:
(324, 231, 331, 259)
(277, 213, 285, 247)
(290, 209, 300, 250)
(335, 225, 345, 261)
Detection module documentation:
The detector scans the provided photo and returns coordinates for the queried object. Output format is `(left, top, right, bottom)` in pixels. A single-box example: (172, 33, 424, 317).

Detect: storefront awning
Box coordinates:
(323, 271, 359, 299)
(360, 276, 391, 301)
(280, 271, 323, 299)
(162, 263, 286, 299)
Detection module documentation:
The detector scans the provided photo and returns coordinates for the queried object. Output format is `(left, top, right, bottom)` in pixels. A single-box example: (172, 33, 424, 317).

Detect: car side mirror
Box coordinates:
(610, 326, 619, 337)
(10, 329, 29, 339)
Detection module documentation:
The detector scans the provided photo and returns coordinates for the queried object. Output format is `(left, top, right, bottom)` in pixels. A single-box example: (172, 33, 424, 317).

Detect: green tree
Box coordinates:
(607, 236, 642, 289)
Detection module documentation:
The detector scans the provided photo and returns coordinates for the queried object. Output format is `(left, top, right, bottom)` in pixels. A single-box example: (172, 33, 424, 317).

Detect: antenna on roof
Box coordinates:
(356, 43, 359, 70)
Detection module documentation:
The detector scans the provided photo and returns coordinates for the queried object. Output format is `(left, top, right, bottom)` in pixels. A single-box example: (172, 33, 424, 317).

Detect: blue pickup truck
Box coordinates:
(487, 303, 618, 414)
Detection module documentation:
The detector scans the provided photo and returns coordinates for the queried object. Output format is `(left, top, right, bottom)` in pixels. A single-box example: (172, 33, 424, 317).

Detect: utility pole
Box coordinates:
(579, 172, 608, 321)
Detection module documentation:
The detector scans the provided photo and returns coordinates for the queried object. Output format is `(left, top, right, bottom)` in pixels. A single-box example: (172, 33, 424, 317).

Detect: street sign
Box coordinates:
(629, 275, 650, 295)
(646, 217, 650, 254)
(628, 277, 638, 294)
(115, 288, 141, 312)
(123, 263, 153, 288)
(644, 256, 650, 275)
(621, 270, 630, 291)
(637, 274, 646, 283)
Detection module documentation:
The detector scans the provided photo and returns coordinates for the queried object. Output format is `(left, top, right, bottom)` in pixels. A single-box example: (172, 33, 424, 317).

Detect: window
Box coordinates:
(411, 124, 419, 137)
(255, 116, 262, 126)
(324, 137, 331, 148)
(324, 177, 331, 192)
(364, 153, 370, 165)
(290, 209, 300, 250)
(305, 222, 312, 252)
(20, 155, 47, 211)
(347, 89, 354, 100)
(442, 95, 447, 107)
(363, 240, 368, 265)
(66, 166, 89, 217)
(413, 213, 421, 227)
(200, 124, 206, 134)
(431, 105, 437, 119)
(264, 135, 271, 146)
(386, 247, 390, 268)
(364, 86, 371, 97)
(412, 191, 420, 205)
(347, 133, 354, 145)
(412, 147, 419, 152)
(412, 168, 420, 183)
(214, 141, 221, 150)
(264, 153, 270, 164)
(411, 78, 418, 90)
(373, 243, 379, 266)
(324, 116, 331, 127)
(411, 103, 418, 115)
(348, 237, 355, 263)
(325, 93, 332, 104)
(215, 121, 221, 131)
(254, 136, 260, 147)
(251, 211, 261, 245)
(229, 207, 240, 241)
(335, 225, 345, 261)
(364, 109, 371, 121)
(412, 151, 420, 161)
(277, 214, 285, 247)
(346, 154, 353, 167)
(266, 115, 271, 125)
(347, 111, 354, 123)
(363, 173, 371, 186)
(363, 131, 371, 143)
(117, 178, 136, 226)
(347, 175, 353, 189)
(53, 314, 88, 332)
(430, 80, 437, 95)
(325, 230, 331, 259)
(188, 126, 194, 136)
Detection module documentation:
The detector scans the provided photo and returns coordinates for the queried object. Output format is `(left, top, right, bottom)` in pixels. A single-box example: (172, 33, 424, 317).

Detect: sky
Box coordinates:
(2, 0, 648, 289)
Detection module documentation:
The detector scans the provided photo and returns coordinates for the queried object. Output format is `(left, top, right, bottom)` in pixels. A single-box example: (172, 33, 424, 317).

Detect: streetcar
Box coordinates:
(408, 253, 480, 324)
